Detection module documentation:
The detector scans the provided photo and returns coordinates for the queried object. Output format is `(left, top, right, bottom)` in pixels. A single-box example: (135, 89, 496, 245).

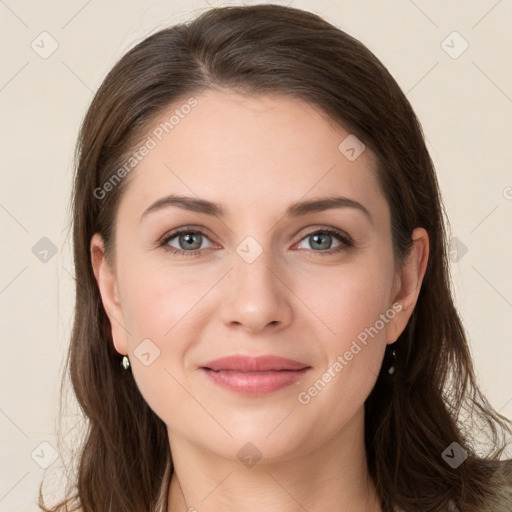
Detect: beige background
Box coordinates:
(1, 0, 511, 509)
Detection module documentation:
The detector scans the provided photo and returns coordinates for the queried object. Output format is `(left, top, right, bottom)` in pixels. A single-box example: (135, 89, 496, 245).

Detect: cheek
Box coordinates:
(293, 255, 395, 347)
(118, 267, 200, 427)
(292, 254, 394, 406)
(116, 255, 224, 398)
(119, 257, 207, 340)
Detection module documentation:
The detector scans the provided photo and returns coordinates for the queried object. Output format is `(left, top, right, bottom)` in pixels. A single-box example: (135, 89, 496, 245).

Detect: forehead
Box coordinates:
(117, 89, 387, 223)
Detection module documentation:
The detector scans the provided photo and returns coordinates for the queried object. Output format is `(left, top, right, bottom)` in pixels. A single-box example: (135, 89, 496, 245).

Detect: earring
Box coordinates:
(388, 347, 397, 375)
(121, 355, 131, 370)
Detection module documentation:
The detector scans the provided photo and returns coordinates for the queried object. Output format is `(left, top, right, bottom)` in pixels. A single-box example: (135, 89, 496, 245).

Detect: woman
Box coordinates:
(39, 4, 512, 511)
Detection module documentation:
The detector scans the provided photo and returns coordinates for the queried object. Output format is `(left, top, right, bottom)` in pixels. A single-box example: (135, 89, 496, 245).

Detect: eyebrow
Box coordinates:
(140, 194, 373, 224)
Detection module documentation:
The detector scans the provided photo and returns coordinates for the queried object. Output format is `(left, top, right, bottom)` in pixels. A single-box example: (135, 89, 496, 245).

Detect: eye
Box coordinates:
(159, 228, 216, 256)
(295, 227, 353, 255)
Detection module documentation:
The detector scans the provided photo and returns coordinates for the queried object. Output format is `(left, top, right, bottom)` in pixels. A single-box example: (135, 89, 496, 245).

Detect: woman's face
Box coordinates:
(92, 89, 426, 463)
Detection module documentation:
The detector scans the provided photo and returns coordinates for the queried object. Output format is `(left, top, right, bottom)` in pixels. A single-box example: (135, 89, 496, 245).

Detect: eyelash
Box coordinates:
(158, 226, 354, 257)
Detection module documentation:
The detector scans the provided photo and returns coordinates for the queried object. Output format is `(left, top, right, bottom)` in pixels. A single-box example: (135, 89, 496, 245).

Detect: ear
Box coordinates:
(387, 227, 429, 344)
(90, 233, 129, 356)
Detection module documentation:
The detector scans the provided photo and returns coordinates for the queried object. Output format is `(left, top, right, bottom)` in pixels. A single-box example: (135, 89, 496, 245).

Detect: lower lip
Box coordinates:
(201, 368, 310, 396)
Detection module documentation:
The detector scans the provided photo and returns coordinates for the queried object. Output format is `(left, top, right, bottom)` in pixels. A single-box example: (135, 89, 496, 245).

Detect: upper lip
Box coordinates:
(201, 355, 310, 372)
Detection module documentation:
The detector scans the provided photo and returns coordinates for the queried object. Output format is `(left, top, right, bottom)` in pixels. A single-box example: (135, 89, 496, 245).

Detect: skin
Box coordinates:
(91, 89, 429, 512)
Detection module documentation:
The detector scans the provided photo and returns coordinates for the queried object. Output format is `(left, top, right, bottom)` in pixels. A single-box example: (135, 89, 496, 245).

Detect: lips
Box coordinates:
(200, 355, 311, 396)
(201, 354, 310, 372)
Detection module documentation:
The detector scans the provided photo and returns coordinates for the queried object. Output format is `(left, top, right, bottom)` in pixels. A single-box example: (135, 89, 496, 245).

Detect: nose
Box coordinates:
(218, 247, 294, 335)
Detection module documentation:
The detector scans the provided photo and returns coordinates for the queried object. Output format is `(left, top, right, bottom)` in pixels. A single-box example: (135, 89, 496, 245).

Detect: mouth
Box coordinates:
(201, 354, 310, 372)
(199, 355, 311, 396)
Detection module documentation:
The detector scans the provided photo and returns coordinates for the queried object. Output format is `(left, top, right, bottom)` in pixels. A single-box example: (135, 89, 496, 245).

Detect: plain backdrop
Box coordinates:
(1, 0, 511, 509)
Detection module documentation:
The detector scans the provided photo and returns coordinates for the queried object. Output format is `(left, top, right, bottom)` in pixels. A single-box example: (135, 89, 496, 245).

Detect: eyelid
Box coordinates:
(157, 225, 218, 247)
(294, 225, 354, 246)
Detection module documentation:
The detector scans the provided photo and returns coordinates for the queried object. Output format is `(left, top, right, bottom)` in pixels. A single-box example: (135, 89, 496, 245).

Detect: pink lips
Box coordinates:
(200, 355, 311, 396)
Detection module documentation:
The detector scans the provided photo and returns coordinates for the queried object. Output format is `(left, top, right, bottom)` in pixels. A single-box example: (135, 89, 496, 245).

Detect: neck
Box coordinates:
(166, 407, 382, 512)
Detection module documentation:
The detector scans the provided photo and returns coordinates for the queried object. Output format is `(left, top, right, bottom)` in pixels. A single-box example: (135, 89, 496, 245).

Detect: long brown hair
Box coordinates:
(39, 4, 512, 511)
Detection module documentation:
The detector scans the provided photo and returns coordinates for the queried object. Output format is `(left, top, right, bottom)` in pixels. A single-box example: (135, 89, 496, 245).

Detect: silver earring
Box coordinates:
(388, 348, 397, 375)
(121, 355, 131, 370)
